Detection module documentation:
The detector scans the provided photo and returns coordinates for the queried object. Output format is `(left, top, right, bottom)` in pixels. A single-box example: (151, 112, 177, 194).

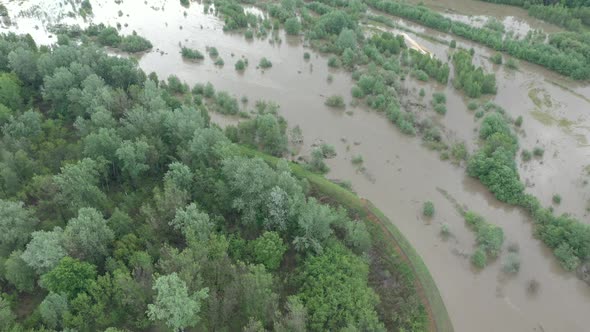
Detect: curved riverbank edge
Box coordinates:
(239, 146, 454, 332)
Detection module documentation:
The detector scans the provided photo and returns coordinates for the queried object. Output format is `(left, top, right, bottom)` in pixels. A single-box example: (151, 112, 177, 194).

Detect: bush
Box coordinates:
(502, 253, 521, 274)
(304, 52, 310, 60)
(419, 88, 425, 97)
(259, 57, 272, 69)
(533, 147, 544, 157)
(328, 56, 341, 68)
(320, 144, 337, 158)
(521, 149, 532, 161)
(490, 53, 503, 64)
(119, 34, 152, 52)
(208, 47, 219, 57)
(235, 59, 246, 71)
(351, 86, 364, 99)
(423, 201, 434, 217)
(308, 148, 329, 173)
(284, 17, 301, 35)
(214, 58, 224, 66)
(515, 115, 523, 127)
(474, 110, 484, 118)
(440, 223, 450, 236)
(434, 104, 447, 115)
(506, 58, 519, 69)
(413, 69, 428, 81)
(325, 95, 345, 108)
(468, 101, 478, 111)
(351, 155, 363, 165)
(552, 194, 561, 204)
(245, 30, 254, 39)
(181, 47, 204, 60)
(450, 40, 456, 48)
(471, 248, 487, 268)
(554, 243, 580, 271)
(215, 92, 239, 115)
(432, 92, 446, 105)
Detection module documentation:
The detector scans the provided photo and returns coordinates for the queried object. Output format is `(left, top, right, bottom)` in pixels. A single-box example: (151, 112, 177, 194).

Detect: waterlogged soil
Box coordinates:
(3, 1, 590, 331)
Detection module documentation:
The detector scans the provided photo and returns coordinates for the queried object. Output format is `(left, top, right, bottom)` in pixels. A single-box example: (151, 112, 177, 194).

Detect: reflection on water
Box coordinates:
(2, 1, 590, 331)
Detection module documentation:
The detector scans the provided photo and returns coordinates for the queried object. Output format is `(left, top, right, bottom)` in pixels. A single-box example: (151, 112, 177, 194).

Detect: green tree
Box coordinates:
(39, 292, 69, 330)
(293, 198, 336, 254)
(338, 29, 357, 51)
(299, 245, 383, 331)
(250, 231, 287, 270)
(21, 227, 67, 274)
(147, 272, 209, 331)
(63, 208, 115, 264)
(0, 73, 23, 111)
(54, 158, 107, 215)
(0, 199, 38, 256)
(8, 47, 38, 84)
(4, 250, 36, 292)
(170, 203, 214, 243)
(0, 294, 16, 331)
(40, 257, 97, 298)
(116, 139, 151, 181)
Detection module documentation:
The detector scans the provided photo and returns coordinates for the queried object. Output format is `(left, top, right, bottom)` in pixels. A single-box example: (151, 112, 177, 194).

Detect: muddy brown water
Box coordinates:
(3, 1, 590, 331)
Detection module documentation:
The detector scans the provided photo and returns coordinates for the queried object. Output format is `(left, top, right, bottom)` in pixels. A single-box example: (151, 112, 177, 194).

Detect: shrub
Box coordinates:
(235, 59, 246, 71)
(245, 30, 254, 39)
(554, 243, 580, 271)
(432, 92, 446, 104)
(521, 149, 532, 161)
(468, 101, 478, 110)
(527, 279, 540, 294)
(181, 47, 204, 60)
(97, 26, 121, 46)
(515, 115, 523, 127)
(506, 58, 519, 69)
(180, 0, 189, 6)
(419, 88, 425, 97)
(208, 47, 219, 57)
(214, 58, 224, 66)
(320, 144, 337, 158)
(215, 92, 239, 115)
(423, 201, 434, 217)
(533, 147, 544, 157)
(474, 110, 484, 118)
(502, 253, 521, 274)
(490, 53, 503, 65)
(351, 155, 363, 165)
(440, 223, 450, 236)
(119, 34, 152, 52)
(471, 248, 487, 268)
(203, 82, 215, 98)
(308, 148, 329, 173)
(552, 194, 561, 204)
(450, 40, 456, 48)
(328, 56, 341, 68)
(259, 57, 272, 69)
(284, 17, 301, 35)
(351, 86, 364, 99)
(451, 143, 468, 161)
(304, 52, 310, 60)
(413, 69, 428, 81)
(434, 104, 447, 115)
(325, 95, 345, 108)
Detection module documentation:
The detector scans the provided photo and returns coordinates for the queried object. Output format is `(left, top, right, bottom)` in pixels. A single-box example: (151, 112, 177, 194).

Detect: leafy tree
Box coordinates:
(336, 28, 357, 51)
(53, 158, 107, 215)
(250, 231, 287, 270)
(293, 198, 336, 254)
(170, 203, 214, 242)
(0, 294, 16, 331)
(299, 245, 383, 331)
(21, 227, 67, 274)
(39, 292, 69, 330)
(0, 73, 23, 111)
(147, 272, 209, 331)
(4, 250, 36, 292)
(116, 139, 151, 181)
(63, 208, 115, 264)
(8, 47, 38, 84)
(0, 199, 38, 256)
(40, 257, 97, 298)
(422, 201, 434, 217)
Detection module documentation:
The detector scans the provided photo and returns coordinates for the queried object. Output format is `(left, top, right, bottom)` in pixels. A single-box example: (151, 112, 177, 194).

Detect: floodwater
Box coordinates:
(3, 1, 590, 331)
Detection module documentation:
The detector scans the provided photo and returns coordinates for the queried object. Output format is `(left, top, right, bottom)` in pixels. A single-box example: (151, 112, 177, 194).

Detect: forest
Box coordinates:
(0, 32, 428, 331)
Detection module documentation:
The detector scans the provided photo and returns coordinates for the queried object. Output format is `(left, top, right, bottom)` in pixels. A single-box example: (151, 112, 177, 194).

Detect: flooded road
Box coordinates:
(3, 0, 590, 331)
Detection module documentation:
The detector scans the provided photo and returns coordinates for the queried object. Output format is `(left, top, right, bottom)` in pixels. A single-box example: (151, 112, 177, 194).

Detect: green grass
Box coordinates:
(238, 146, 454, 332)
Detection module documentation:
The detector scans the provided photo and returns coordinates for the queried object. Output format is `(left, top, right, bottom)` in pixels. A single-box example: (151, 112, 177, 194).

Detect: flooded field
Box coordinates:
(3, 0, 590, 331)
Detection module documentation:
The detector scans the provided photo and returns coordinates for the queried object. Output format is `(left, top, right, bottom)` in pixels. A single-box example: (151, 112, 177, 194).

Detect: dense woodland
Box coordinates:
(0, 32, 427, 331)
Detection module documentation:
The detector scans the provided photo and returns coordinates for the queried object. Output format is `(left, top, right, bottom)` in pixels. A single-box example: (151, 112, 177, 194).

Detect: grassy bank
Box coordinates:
(239, 146, 453, 332)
